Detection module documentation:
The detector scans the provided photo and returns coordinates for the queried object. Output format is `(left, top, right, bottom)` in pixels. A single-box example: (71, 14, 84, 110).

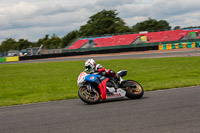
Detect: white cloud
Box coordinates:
(0, 0, 200, 43)
(168, 11, 200, 27)
(0, 2, 37, 28)
(124, 16, 148, 26)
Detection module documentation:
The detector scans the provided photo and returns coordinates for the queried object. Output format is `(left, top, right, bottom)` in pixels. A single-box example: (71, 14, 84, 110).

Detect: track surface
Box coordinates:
(0, 86, 200, 133)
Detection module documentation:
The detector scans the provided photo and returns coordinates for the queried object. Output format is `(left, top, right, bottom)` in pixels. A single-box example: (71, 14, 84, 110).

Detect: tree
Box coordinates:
(62, 30, 80, 48)
(132, 18, 171, 32)
(183, 26, 200, 29)
(0, 38, 16, 52)
(36, 34, 62, 49)
(36, 34, 49, 47)
(173, 26, 181, 30)
(49, 34, 62, 49)
(79, 9, 131, 36)
(15, 39, 32, 50)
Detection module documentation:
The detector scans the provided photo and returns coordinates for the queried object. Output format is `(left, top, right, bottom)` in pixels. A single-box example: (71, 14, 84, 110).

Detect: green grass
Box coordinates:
(0, 56, 200, 107)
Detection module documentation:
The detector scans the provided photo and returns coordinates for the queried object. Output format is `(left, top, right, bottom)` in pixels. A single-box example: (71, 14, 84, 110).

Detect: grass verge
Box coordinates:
(0, 56, 200, 107)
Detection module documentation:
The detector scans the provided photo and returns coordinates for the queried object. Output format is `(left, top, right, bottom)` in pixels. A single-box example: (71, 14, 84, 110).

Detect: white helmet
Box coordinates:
(85, 59, 96, 72)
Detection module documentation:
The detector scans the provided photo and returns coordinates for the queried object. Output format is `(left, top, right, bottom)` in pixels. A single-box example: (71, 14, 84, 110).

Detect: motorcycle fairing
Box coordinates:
(85, 74, 109, 100)
(92, 76, 109, 100)
(85, 74, 101, 82)
(117, 70, 128, 77)
(98, 78, 109, 100)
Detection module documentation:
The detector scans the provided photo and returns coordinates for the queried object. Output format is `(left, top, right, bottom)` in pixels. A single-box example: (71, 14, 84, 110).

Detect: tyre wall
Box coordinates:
(158, 41, 200, 50)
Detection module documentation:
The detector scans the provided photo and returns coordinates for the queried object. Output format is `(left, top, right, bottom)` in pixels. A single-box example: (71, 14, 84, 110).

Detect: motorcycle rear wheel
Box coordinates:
(125, 80, 144, 99)
(78, 86, 100, 104)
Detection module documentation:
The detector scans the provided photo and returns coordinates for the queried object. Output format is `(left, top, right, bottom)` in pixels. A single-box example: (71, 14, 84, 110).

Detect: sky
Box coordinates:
(0, 0, 200, 43)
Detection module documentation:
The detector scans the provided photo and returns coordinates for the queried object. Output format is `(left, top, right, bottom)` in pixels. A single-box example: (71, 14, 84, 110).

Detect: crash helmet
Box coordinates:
(85, 59, 96, 72)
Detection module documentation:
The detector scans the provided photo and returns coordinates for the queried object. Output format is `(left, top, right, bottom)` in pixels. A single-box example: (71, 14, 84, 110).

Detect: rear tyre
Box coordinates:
(126, 80, 144, 99)
(78, 86, 100, 104)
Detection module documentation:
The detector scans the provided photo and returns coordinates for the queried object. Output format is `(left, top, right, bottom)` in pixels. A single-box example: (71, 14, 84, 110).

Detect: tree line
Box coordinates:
(0, 9, 199, 52)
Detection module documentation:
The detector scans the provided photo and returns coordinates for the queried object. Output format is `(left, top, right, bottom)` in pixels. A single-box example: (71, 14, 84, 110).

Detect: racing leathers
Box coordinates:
(90, 64, 118, 89)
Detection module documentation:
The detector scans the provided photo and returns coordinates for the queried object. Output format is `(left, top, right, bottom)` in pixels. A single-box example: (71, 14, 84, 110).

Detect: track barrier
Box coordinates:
(158, 41, 200, 50)
(1, 40, 199, 62)
(0, 57, 6, 63)
(0, 56, 19, 63)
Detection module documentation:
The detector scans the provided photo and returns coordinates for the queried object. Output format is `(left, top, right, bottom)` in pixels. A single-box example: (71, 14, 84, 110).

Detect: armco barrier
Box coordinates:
(19, 45, 158, 61)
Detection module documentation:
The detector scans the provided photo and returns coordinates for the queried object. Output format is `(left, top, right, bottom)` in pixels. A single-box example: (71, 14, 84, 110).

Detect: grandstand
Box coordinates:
(145, 30, 188, 43)
(67, 29, 200, 50)
(94, 34, 140, 47)
(13, 28, 200, 61)
(67, 39, 89, 49)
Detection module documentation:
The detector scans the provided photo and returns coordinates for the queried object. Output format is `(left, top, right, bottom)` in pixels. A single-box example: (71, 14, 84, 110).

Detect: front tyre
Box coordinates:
(78, 86, 100, 104)
(126, 80, 144, 99)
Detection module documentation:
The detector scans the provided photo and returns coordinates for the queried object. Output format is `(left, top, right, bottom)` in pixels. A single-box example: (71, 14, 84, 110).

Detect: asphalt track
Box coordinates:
(0, 86, 200, 133)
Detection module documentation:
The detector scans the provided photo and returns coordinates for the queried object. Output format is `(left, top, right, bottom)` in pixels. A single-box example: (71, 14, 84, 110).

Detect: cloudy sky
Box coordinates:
(0, 0, 200, 42)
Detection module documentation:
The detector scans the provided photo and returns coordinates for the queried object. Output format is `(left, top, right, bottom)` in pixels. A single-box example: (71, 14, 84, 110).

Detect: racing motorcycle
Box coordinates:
(77, 70, 144, 104)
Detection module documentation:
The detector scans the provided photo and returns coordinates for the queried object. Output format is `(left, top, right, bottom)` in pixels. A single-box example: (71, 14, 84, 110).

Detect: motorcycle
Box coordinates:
(77, 70, 144, 104)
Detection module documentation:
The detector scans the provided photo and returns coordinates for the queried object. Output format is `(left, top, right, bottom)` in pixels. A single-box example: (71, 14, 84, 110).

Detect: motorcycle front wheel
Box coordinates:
(78, 86, 100, 104)
(125, 80, 144, 99)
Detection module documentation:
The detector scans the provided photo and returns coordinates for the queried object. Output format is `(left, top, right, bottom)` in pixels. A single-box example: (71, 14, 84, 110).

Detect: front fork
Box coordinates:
(86, 85, 92, 92)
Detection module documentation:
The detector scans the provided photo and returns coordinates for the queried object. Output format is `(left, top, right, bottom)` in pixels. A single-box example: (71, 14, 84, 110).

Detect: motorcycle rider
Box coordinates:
(85, 59, 119, 89)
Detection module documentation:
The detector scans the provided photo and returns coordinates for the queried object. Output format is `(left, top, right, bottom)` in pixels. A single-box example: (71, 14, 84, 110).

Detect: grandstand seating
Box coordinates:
(146, 30, 190, 43)
(94, 34, 140, 47)
(67, 39, 89, 49)
(67, 29, 200, 49)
